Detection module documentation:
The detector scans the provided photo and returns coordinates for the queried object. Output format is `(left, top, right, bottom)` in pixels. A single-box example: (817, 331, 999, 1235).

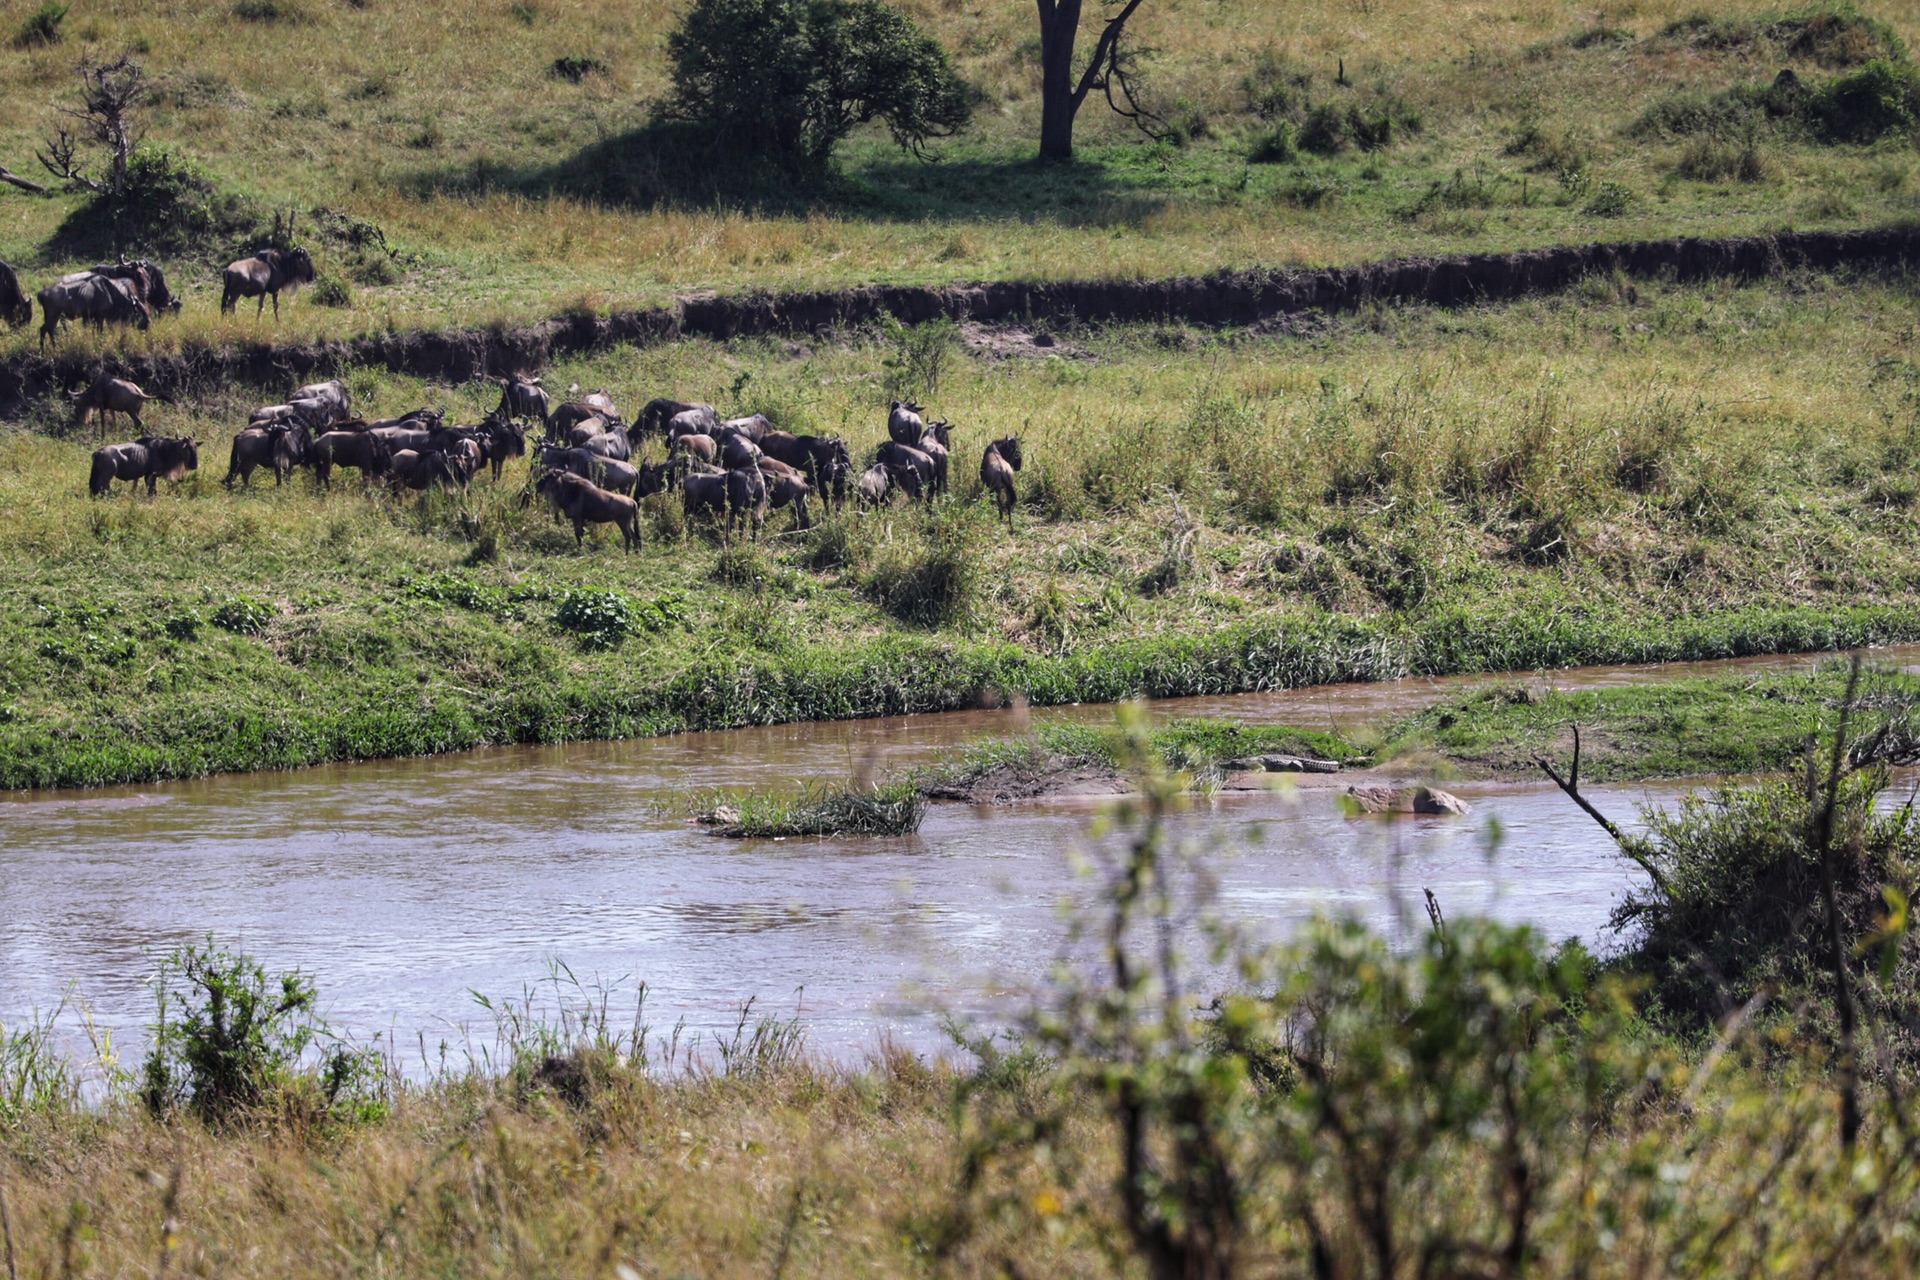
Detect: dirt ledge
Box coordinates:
(4, 225, 1913, 415)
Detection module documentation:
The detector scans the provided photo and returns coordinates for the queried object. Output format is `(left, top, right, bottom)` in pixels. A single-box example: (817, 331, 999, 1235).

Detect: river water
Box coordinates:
(3, 645, 1911, 1068)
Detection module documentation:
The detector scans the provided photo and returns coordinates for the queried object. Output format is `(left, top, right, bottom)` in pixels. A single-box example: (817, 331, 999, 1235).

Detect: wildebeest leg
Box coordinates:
(794, 495, 811, 531)
(572, 516, 586, 547)
(256, 292, 267, 319)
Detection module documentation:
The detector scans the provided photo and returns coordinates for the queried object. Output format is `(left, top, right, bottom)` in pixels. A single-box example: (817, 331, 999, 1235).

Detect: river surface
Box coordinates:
(3, 644, 1913, 1070)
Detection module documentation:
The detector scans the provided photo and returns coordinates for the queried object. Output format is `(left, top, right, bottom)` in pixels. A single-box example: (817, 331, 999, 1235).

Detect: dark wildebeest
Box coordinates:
(669, 432, 717, 465)
(0, 261, 30, 328)
(981, 436, 1023, 520)
(716, 414, 773, 445)
(536, 470, 641, 551)
(547, 391, 620, 441)
(476, 415, 527, 481)
(71, 261, 179, 316)
(89, 436, 200, 497)
(226, 422, 312, 488)
(311, 429, 393, 489)
(759, 431, 851, 501)
(855, 462, 924, 508)
(220, 247, 316, 318)
(537, 445, 641, 497)
(917, 420, 954, 496)
(635, 399, 714, 442)
(495, 375, 550, 426)
(73, 376, 172, 436)
(757, 457, 814, 531)
(37, 275, 150, 348)
(888, 401, 926, 446)
(875, 440, 937, 502)
(719, 431, 762, 472)
(388, 448, 471, 492)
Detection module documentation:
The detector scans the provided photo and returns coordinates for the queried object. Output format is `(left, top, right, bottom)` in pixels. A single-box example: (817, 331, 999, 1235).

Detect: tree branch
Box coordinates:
(1536, 725, 1675, 899)
(0, 166, 49, 195)
(1069, 0, 1150, 111)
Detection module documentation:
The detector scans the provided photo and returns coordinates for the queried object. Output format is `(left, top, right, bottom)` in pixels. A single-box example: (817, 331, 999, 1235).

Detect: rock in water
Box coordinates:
(1345, 785, 1470, 816)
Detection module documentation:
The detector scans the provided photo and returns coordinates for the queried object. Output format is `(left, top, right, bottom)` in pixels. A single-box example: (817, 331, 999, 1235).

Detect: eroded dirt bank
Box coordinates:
(3, 225, 1914, 413)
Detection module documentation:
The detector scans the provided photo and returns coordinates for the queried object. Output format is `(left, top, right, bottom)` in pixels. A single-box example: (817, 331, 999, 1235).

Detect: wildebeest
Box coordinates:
(291, 379, 351, 423)
(0, 261, 30, 328)
(715, 414, 773, 445)
(537, 444, 642, 497)
(220, 246, 316, 318)
(536, 470, 641, 551)
(548, 391, 621, 442)
(311, 429, 393, 488)
(759, 432, 851, 501)
(388, 448, 471, 492)
(875, 440, 937, 502)
(917, 420, 954, 496)
(854, 462, 922, 507)
(72, 375, 172, 436)
(88, 436, 200, 497)
(225, 422, 312, 488)
(69, 261, 179, 316)
(719, 431, 762, 472)
(888, 401, 926, 446)
(37, 274, 150, 348)
(669, 432, 717, 465)
(981, 436, 1022, 520)
(757, 457, 814, 530)
(494, 375, 550, 426)
(636, 399, 715, 441)
(475, 415, 527, 481)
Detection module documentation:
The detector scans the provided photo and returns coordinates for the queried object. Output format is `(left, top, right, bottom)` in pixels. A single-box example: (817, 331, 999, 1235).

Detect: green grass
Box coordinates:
(11, 272, 1920, 786)
(695, 778, 928, 838)
(2, 2, 1920, 341)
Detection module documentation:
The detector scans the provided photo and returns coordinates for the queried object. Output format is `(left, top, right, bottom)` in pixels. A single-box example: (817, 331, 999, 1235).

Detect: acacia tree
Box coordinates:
(663, 0, 971, 173)
(1035, 0, 1163, 161)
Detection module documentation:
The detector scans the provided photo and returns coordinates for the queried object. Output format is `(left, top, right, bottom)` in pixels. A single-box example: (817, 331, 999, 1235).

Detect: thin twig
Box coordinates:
(1537, 725, 1674, 898)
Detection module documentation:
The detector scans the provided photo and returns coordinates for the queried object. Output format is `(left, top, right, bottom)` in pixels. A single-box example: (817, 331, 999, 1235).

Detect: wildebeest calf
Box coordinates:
(981, 436, 1023, 520)
(72, 375, 172, 436)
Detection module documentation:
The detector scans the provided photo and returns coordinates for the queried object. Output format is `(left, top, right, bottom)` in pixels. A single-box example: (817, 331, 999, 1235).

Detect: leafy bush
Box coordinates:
(552, 587, 685, 649)
(11, 1, 67, 48)
(211, 595, 274, 635)
(142, 940, 382, 1127)
(307, 273, 353, 307)
(880, 314, 959, 402)
(549, 54, 608, 82)
(53, 144, 263, 258)
(862, 508, 983, 628)
(1246, 122, 1297, 163)
(661, 0, 972, 171)
(1584, 179, 1637, 217)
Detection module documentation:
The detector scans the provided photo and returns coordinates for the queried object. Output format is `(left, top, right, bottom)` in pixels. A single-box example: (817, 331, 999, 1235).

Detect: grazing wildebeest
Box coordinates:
(888, 401, 926, 446)
(37, 274, 150, 348)
(89, 436, 200, 497)
(548, 391, 621, 442)
(72, 376, 172, 436)
(311, 429, 393, 488)
(680, 467, 730, 525)
(854, 462, 922, 508)
(494, 375, 549, 426)
(726, 464, 770, 538)
(719, 431, 762, 472)
(536, 470, 641, 551)
(875, 440, 937, 502)
(220, 246, 316, 318)
(759, 432, 852, 499)
(0, 261, 30, 328)
(981, 436, 1023, 520)
(757, 457, 814, 530)
(669, 432, 717, 465)
(537, 445, 641, 497)
(388, 448, 470, 492)
(226, 422, 312, 488)
(716, 414, 773, 445)
(635, 399, 714, 441)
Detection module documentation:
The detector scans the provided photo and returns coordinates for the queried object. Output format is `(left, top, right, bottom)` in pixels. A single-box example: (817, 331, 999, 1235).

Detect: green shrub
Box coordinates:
(307, 274, 353, 307)
(1246, 122, 1297, 163)
(1809, 57, 1920, 141)
(11, 1, 68, 48)
(232, 0, 310, 22)
(53, 145, 264, 258)
(661, 0, 971, 171)
(1584, 179, 1637, 217)
(553, 587, 683, 649)
(142, 940, 383, 1127)
(863, 508, 983, 628)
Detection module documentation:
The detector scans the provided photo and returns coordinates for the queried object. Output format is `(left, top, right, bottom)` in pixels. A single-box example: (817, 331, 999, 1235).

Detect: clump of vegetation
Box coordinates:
(10, 0, 67, 48)
(698, 777, 927, 836)
(862, 507, 983, 628)
(1636, 49, 1920, 148)
(210, 595, 275, 635)
(306, 273, 352, 307)
(232, 0, 311, 23)
(552, 586, 683, 649)
(548, 54, 607, 82)
(141, 939, 384, 1128)
(660, 0, 971, 172)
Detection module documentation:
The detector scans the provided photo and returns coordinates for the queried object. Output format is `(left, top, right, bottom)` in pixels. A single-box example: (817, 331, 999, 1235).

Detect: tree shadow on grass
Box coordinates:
(404, 121, 1170, 228)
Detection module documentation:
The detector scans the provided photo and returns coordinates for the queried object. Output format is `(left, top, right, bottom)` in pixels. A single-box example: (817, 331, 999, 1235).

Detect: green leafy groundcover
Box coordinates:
(8, 601, 1920, 789)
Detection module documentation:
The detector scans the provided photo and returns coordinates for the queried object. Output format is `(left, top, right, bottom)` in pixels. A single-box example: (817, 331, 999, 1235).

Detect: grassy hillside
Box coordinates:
(0, 1, 1918, 341)
(8, 269, 1920, 784)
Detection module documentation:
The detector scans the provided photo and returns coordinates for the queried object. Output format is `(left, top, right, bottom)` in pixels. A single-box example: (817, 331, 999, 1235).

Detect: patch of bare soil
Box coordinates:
(958, 321, 1094, 362)
(923, 760, 1128, 805)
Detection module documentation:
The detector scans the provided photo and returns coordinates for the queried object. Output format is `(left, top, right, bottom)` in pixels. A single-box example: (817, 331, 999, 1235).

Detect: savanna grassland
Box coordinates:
(9, 269, 1920, 785)
(0, 0, 1919, 337)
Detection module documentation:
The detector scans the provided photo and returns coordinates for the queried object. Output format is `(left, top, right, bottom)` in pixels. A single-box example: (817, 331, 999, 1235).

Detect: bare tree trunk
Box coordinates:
(1037, 0, 1085, 162)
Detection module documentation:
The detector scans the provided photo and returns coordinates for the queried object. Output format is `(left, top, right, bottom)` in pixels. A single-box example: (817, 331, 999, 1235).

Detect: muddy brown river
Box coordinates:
(4, 645, 1912, 1068)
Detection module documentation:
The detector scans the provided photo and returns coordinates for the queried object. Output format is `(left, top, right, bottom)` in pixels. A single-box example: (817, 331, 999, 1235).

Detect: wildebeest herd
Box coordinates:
(75, 369, 1027, 549)
(0, 246, 312, 348)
